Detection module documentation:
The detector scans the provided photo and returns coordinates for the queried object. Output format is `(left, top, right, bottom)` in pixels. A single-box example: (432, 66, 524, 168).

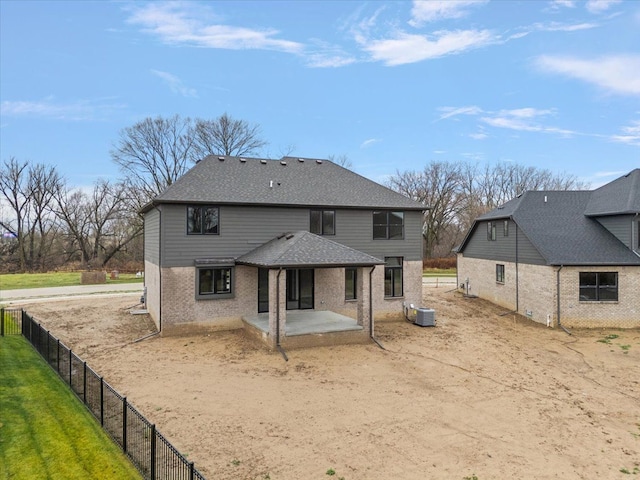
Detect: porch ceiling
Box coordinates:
(236, 230, 384, 268)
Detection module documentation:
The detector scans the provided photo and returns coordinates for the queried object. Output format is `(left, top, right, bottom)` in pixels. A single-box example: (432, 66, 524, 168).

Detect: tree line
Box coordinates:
(0, 113, 589, 272)
(387, 161, 589, 258)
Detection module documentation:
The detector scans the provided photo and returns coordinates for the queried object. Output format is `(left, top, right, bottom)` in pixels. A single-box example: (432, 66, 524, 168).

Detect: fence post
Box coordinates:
(151, 424, 156, 480)
(189, 461, 195, 480)
(83, 362, 87, 404)
(100, 377, 104, 426)
(57, 339, 60, 373)
(1, 307, 4, 336)
(69, 349, 73, 386)
(122, 397, 127, 453)
(46, 331, 50, 365)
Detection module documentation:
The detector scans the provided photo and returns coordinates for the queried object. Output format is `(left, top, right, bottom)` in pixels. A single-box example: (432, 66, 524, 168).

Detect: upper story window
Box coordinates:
(579, 272, 618, 302)
(373, 211, 404, 240)
(487, 221, 496, 241)
(310, 210, 335, 235)
(187, 206, 219, 235)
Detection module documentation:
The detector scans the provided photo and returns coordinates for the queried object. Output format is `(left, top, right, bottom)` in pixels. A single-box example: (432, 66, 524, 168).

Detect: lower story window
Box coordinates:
(496, 264, 505, 284)
(197, 267, 233, 298)
(345, 268, 357, 300)
(579, 272, 618, 301)
(384, 257, 403, 297)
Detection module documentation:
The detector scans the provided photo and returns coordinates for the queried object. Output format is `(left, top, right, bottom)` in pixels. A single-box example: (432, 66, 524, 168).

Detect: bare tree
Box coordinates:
(0, 157, 63, 271)
(191, 113, 268, 159)
(110, 115, 195, 203)
(54, 180, 143, 268)
(328, 154, 352, 169)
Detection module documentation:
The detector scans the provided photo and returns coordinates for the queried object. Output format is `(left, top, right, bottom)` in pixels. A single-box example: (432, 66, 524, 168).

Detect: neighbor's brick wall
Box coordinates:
(144, 260, 161, 331)
(457, 254, 640, 328)
(456, 254, 556, 326)
(560, 266, 640, 328)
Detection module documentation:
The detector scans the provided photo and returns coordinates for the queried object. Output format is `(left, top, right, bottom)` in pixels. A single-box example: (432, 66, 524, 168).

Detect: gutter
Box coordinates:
(515, 218, 519, 313)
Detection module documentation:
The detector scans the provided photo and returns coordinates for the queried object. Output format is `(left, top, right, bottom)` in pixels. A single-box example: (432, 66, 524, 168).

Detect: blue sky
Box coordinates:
(1, 0, 639, 189)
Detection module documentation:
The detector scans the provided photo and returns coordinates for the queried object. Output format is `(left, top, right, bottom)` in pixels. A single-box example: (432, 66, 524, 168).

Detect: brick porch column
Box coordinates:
(356, 266, 372, 334)
(268, 268, 286, 345)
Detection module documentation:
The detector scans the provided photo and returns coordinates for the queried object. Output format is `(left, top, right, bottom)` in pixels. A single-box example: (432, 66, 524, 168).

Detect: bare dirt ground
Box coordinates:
(17, 288, 640, 480)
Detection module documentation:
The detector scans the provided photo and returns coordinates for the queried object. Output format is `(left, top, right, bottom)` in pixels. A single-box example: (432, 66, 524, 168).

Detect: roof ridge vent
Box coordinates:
(218, 156, 225, 161)
(239, 158, 246, 163)
(260, 159, 267, 164)
(316, 160, 323, 164)
(298, 158, 305, 162)
(280, 160, 287, 166)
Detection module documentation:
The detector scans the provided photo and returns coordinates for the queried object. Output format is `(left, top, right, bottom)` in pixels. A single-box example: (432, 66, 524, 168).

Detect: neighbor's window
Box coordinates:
(197, 267, 232, 298)
(496, 264, 505, 284)
(579, 272, 618, 301)
(373, 211, 404, 239)
(503, 220, 509, 237)
(487, 221, 496, 241)
(384, 257, 403, 297)
(310, 210, 335, 235)
(188, 206, 219, 235)
(345, 268, 357, 300)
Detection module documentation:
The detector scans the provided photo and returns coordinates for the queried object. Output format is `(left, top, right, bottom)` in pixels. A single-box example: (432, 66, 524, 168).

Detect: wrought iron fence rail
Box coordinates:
(1, 308, 206, 480)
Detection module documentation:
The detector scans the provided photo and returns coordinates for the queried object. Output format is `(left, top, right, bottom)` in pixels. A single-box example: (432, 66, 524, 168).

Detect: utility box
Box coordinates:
(415, 308, 436, 327)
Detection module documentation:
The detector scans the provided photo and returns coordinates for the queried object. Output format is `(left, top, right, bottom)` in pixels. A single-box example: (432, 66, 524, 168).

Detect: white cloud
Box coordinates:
(481, 108, 576, 135)
(127, 2, 304, 54)
(437, 105, 483, 120)
(151, 70, 198, 97)
(469, 132, 488, 140)
(535, 54, 640, 96)
(361, 29, 496, 66)
(0, 98, 125, 120)
(409, 0, 488, 26)
(549, 0, 577, 8)
(360, 138, 381, 148)
(610, 120, 640, 145)
(586, 0, 622, 14)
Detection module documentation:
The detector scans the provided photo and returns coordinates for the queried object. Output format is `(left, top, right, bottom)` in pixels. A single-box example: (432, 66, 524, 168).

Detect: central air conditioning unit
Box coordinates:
(415, 308, 436, 327)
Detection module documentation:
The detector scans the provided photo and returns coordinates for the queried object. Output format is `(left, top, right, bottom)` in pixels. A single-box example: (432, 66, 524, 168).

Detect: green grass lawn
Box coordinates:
(0, 272, 143, 290)
(0, 335, 141, 480)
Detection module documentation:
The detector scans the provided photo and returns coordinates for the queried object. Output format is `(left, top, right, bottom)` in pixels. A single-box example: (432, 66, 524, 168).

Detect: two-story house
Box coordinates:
(456, 169, 640, 328)
(141, 155, 426, 348)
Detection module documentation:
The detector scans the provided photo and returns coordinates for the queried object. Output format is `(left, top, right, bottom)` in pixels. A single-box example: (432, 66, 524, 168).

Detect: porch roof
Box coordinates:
(236, 231, 384, 268)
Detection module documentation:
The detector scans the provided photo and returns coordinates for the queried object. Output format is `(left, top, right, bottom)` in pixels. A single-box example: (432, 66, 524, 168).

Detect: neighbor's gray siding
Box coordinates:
(463, 219, 546, 265)
(160, 204, 423, 267)
(595, 215, 634, 249)
(144, 207, 160, 265)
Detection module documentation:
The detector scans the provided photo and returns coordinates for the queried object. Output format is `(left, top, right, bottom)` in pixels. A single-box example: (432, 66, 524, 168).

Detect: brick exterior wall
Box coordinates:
(457, 254, 640, 328)
(144, 260, 161, 331)
(155, 259, 423, 336)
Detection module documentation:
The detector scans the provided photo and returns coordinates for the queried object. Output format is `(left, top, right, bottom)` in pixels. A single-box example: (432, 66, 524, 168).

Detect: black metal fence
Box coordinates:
(1, 307, 207, 480)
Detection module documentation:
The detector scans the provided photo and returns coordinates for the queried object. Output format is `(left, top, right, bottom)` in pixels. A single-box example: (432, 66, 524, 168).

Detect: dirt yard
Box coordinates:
(16, 287, 640, 480)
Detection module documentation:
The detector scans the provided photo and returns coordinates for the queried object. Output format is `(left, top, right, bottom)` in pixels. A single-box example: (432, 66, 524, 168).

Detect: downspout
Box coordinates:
(515, 219, 519, 313)
(369, 265, 385, 350)
(275, 267, 288, 361)
(556, 265, 571, 335)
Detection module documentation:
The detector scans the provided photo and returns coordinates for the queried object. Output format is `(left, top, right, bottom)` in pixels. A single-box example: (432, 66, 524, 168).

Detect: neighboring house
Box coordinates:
(141, 155, 426, 348)
(456, 169, 640, 328)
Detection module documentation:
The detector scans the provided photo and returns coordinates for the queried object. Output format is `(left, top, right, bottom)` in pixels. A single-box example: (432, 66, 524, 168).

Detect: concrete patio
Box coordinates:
(243, 310, 363, 336)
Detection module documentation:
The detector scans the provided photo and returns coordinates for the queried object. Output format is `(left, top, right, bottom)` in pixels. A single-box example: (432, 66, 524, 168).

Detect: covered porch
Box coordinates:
(236, 231, 384, 349)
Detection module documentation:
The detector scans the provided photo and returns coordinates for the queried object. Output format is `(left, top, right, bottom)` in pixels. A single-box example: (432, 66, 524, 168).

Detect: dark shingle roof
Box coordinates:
(464, 188, 640, 266)
(585, 168, 640, 216)
(144, 155, 425, 211)
(236, 231, 384, 268)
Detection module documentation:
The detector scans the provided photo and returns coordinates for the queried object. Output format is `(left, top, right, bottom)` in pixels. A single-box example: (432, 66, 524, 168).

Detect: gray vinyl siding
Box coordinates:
(144, 208, 160, 265)
(160, 204, 423, 267)
(595, 215, 634, 249)
(463, 220, 546, 265)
